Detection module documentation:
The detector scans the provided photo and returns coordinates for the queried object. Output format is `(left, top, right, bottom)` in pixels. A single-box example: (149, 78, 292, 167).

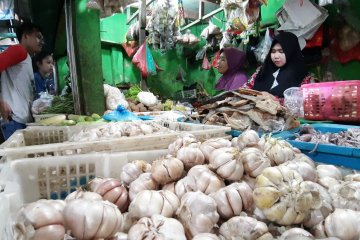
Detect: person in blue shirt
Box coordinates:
(33, 51, 55, 99)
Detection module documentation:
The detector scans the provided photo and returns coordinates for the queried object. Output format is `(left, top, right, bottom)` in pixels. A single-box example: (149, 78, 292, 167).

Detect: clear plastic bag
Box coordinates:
(253, 28, 273, 63)
(31, 92, 54, 114)
(284, 87, 304, 117)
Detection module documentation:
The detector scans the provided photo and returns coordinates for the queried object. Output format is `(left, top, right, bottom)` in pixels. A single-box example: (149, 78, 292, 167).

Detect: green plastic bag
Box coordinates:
(146, 43, 157, 76)
(260, 0, 286, 27)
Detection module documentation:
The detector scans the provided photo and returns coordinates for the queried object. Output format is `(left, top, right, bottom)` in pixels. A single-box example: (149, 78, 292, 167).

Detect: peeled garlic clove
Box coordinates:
(151, 156, 184, 185)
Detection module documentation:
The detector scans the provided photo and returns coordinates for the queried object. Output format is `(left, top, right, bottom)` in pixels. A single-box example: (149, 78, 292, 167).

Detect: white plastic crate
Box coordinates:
(0, 121, 230, 160)
(0, 150, 167, 206)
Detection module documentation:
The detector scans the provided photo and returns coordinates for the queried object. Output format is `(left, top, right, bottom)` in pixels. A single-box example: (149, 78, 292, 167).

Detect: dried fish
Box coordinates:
(222, 112, 252, 130)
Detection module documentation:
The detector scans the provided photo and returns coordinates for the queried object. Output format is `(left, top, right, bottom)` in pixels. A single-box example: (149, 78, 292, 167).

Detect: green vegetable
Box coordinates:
(125, 85, 142, 101)
(38, 115, 67, 126)
(162, 99, 174, 111)
(42, 94, 74, 114)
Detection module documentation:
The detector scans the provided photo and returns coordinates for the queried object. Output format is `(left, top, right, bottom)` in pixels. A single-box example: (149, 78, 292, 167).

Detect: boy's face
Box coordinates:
(23, 29, 44, 55)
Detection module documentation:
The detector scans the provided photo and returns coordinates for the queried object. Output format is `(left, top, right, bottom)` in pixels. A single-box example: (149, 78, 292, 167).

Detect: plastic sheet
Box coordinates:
(103, 105, 141, 122)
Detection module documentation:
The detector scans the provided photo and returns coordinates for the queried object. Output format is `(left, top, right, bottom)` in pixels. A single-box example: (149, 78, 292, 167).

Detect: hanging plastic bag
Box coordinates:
(212, 50, 221, 68)
(253, 28, 273, 63)
(103, 105, 141, 122)
(132, 42, 148, 77)
(86, 0, 102, 10)
(122, 41, 138, 57)
(146, 44, 157, 76)
(196, 47, 207, 61)
(202, 54, 211, 70)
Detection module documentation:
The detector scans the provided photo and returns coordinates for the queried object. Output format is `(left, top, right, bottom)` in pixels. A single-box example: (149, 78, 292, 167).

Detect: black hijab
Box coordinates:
(252, 32, 307, 98)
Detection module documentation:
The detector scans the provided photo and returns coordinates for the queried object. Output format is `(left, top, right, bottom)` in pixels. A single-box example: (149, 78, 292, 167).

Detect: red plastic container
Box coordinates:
(302, 80, 360, 122)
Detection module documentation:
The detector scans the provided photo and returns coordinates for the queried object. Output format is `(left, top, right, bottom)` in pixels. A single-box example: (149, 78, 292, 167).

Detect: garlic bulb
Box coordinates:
(176, 191, 219, 239)
(329, 181, 360, 211)
(323, 209, 360, 240)
(129, 172, 159, 201)
(303, 182, 333, 228)
(210, 182, 254, 219)
(89, 177, 129, 212)
(199, 138, 232, 161)
(128, 190, 180, 219)
(253, 166, 321, 225)
(219, 216, 270, 240)
(293, 153, 315, 167)
(280, 160, 318, 182)
(168, 133, 197, 156)
(231, 137, 238, 147)
(14, 200, 65, 240)
(65, 189, 103, 202)
(176, 143, 206, 169)
(120, 160, 151, 186)
(241, 147, 271, 177)
(344, 173, 360, 182)
(237, 129, 260, 150)
(151, 156, 184, 185)
(209, 147, 244, 181)
(112, 232, 128, 240)
(162, 182, 176, 193)
(192, 233, 221, 240)
(243, 174, 257, 190)
(175, 165, 224, 199)
(264, 138, 296, 165)
(119, 212, 137, 233)
(63, 199, 122, 240)
(128, 215, 186, 240)
(317, 165, 342, 180)
(280, 228, 313, 240)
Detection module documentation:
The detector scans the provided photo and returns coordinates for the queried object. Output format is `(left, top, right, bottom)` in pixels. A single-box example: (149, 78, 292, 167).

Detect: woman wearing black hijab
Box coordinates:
(245, 32, 312, 98)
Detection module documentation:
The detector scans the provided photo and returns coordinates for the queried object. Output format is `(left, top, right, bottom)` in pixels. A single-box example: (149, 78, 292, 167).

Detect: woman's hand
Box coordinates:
(0, 100, 12, 121)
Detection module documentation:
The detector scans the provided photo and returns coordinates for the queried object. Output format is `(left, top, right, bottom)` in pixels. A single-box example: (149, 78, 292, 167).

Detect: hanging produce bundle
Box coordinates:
(196, 88, 299, 132)
(146, 0, 180, 51)
(176, 30, 200, 46)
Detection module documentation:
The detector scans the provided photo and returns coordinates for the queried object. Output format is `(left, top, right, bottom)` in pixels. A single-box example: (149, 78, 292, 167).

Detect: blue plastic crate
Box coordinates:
(273, 123, 360, 170)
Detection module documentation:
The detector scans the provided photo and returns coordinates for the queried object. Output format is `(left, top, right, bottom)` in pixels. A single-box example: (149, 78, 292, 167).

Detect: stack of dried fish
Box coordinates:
(295, 125, 360, 148)
(196, 89, 299, 132)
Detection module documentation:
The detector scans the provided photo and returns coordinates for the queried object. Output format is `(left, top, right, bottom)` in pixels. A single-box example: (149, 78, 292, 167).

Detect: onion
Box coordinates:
(14, 200, 65, 240)
(176, 191, 219, 239)
(128, 215, 186, 240)
(176, 143, 206, 169)
(120, 160, 151, 186)
(65, 189, 102, 202)
(241, 147, 271, 177)
(219, 216, 270, 240)
(210, 182, 254, 219)
(128, 190, 180, 219)
(237, 129, 260, 150)
(209, 147, 244, 181)
(89, 177, 129, 212)
(129, 172, 159, 201)
(151, 156, 184, 185)
(199, 138, 232, 161)
(63, 199, 122, 240)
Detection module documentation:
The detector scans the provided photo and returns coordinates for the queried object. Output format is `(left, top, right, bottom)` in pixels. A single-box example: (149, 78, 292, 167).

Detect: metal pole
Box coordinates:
(139, 0, 148, 90)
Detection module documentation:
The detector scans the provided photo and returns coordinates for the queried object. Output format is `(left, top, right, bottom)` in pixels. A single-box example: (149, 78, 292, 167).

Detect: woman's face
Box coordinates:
(217, 52, 229, 74)
(271, 43, 286, 68)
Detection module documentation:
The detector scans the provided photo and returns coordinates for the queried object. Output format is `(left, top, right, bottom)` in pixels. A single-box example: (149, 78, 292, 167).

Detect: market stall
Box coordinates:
(0, 0, 360, 239)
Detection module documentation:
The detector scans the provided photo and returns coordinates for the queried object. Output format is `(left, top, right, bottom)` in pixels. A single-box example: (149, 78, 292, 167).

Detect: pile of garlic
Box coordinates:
(69, 121, 172, 142)
(10, 130, 360, 240)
